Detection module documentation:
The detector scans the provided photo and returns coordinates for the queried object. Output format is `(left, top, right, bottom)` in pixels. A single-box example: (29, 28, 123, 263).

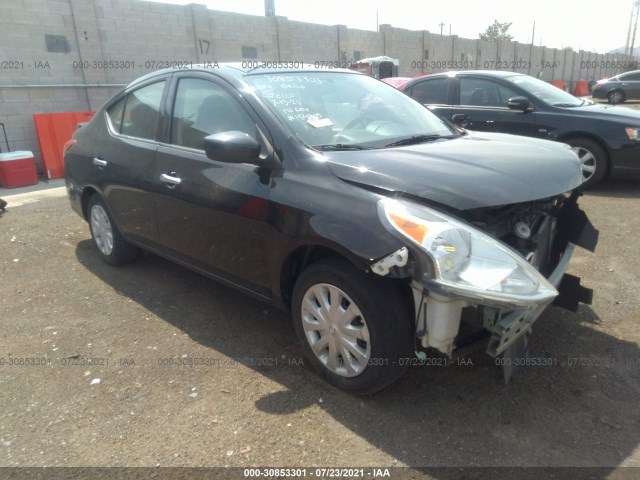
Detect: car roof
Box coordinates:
(614, 69, 640, 77)
(126, 62, 363, 89)
(403, 70, 525, 88)
(419, 70, 525, 78)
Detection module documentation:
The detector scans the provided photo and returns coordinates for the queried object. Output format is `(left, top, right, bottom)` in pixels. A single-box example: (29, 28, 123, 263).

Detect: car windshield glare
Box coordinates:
(245, 72, 456, 149)
(506, 75, 583, 107)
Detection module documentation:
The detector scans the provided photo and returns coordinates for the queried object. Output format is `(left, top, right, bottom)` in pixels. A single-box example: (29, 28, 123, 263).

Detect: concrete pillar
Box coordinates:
(69, 0, 107, 110)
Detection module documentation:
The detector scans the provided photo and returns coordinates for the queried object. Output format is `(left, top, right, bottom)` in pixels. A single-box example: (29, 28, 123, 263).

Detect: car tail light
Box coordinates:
(63, 139, 76, 155)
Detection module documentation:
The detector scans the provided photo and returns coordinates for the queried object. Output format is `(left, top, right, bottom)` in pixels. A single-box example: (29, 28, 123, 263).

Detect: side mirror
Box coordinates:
(203, 131, 261, 164)
(451, 113, 469, 128)
(507, 96, 531, 111)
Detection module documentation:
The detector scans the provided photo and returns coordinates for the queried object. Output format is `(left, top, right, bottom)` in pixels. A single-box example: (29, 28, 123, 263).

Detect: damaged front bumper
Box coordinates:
(372, 190, 599, 374)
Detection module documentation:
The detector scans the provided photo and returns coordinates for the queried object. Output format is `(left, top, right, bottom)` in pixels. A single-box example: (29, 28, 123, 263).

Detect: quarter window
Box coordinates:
(107, 97, 126, 133)
(171, 78, 256, 150)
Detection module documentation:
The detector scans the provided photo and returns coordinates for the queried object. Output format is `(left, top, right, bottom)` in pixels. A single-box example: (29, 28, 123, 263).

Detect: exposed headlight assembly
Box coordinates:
(377, 198, 558, 308)
(625, 127, 640, 141)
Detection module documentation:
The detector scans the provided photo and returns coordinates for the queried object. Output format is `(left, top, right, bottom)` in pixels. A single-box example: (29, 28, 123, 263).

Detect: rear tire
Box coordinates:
(607, 90, 625, 104)
(87, 194, 139, 265)
(291, 257, 414, 394)
(566, 137, 608, 188)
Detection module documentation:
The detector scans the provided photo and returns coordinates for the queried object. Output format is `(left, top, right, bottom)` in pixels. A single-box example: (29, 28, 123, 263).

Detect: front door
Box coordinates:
(452, 76, 538, 137)
(153, 76, 273, 296)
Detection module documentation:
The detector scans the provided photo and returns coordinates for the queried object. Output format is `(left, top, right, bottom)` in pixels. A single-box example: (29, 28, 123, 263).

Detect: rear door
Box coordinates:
(405, 76, 453, 120)
(152, 74, 273, 296)
(96, 80, 167, 248)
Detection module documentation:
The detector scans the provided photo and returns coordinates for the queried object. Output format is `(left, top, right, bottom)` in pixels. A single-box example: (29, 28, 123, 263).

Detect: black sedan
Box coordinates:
(64, 64, 597, 393)
(403, 70, 640, 187)
(592, 70, 640, 105)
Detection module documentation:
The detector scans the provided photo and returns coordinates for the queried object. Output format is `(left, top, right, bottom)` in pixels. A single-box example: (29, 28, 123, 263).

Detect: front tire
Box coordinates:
(291, 257, 414, 394)
(567, 137, 608, 188)
(87, 194, 139, 265)
(607, 90, 625, 104)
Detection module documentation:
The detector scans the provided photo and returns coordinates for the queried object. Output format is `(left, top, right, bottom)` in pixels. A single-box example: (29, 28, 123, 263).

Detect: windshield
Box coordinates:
(245, 72, 457, 149)
(505, 75, 583, 107)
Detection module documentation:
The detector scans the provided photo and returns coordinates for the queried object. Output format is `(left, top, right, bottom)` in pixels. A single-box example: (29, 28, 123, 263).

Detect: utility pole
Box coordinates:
(626, 0, 640, 55)
(626, 0, 635, 54)
(439, 21, 444, 35)
(631, 0, 640, 55)
(264, 0, 275, 16)
(531, 21, 535, 46)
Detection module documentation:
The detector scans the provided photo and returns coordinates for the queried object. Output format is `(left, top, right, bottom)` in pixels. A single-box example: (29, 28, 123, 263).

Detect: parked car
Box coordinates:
(592, 70, 640, 104)
(402, 70, 640, 187)
(64, 65, 597, 394)
(380, 76, 412, 89)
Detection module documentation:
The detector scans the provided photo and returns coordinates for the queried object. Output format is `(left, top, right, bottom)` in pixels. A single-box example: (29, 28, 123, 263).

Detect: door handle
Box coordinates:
(92, 157, 107, 167)
(160, 173, 182, 186)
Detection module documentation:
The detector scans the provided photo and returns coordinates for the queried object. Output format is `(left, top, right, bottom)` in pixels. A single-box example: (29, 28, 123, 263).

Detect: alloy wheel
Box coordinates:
(570, 146, 596, 183)
(608, 91, 623, 104)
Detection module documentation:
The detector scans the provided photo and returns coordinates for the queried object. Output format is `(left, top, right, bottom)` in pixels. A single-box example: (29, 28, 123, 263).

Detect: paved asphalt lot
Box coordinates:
(1, 102, 640, 478)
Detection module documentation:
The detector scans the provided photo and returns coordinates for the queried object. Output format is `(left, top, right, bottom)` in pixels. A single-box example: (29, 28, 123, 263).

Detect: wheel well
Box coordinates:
(280, 246, 348, 310)
(80, 187, 98, 220)
(557, 134, 611, 174)
(279, 245, 414, 312)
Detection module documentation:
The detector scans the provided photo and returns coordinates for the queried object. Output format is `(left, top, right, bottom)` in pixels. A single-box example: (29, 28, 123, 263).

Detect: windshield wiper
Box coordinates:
(384, 134, 454, 147)
(552, 103, 581, 107)
(314, 143, 372, 151)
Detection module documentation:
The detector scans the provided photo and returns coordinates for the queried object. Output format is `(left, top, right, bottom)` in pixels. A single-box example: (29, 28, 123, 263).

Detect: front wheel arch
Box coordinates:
(558, 135, 610, 188)
(279, 244, 371, 310)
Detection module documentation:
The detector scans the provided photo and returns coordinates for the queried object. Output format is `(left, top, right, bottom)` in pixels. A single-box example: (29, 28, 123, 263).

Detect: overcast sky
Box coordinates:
(146, 0, 636, 54)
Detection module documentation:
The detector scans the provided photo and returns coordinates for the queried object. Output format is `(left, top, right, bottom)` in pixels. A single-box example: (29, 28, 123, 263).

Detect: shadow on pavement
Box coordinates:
(585, 178, 640, 199)
(75, 240, 640, 471)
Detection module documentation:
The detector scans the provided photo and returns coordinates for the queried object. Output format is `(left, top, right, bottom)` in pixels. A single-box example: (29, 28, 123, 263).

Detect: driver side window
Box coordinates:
(171, 78, 256, 150)
(460, 78, 520, 107)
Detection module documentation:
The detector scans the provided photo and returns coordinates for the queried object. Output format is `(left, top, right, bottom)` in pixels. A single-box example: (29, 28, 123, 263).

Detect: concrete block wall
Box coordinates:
(0, 0, 635, 174)
(381, 25, 428, 76)
(345, 29, 383, 63)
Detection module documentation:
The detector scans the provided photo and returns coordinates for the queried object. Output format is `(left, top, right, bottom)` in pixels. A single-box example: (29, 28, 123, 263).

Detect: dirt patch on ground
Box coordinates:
(0, 176, 639, 477)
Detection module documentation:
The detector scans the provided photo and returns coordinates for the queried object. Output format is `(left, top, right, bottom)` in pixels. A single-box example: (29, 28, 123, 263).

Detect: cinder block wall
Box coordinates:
(0, 0, 633, 173)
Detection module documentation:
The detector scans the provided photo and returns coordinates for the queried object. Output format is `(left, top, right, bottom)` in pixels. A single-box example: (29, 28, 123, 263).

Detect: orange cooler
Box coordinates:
(0, 151, 38, 188)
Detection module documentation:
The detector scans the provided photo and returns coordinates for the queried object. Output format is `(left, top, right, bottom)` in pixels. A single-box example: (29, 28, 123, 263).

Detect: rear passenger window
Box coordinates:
(622, 72, 640, 81)
(115, 81, 165, 140)
(410, 78, 449, 104)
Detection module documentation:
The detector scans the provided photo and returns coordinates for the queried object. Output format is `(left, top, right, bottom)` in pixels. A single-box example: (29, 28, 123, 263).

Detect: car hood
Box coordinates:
(324, 132, 583, 210)
(567, 102, 640, 123)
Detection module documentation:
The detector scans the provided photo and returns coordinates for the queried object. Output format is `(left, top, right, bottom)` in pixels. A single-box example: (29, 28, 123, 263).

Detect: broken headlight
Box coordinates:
(377, 197, 558, 307)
